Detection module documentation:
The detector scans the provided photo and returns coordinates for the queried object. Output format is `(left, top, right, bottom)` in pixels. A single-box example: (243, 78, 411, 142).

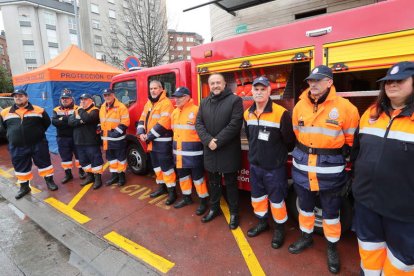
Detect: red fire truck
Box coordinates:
(110, 0, 414, 233)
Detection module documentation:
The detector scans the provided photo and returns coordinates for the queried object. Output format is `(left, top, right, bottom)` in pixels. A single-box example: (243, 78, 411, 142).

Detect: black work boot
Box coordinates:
(45, 176, 58, 191)
(105, 172, 119, 186)
(93, 174, 102, 190)
(201, 209, 221, 223)
(15, 181, 31, 199)
(150, 184, 167, 198)
(174, 195, 193, 209)
(78, 168, 86, 179)
(195, 197, 208, 216)
(61, 169, 73, 184)
(271, 222, 285, 249)
(327, 241, 340, 274)
(165, 187, 177, 205)
(81, 172, 94, 186)
(288, 232, 314, 254)
(247, 218, 269, 237)
(229, 214, 239, 230)
(118, 172, 126, 186)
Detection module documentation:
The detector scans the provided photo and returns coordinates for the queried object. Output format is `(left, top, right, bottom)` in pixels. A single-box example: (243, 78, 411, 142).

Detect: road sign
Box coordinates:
(236, 24, 248, 34)
(124, 56, 141, 71)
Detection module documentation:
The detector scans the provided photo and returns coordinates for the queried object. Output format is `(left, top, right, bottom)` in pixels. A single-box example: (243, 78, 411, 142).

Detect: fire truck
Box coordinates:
(110, 0, 414, 233)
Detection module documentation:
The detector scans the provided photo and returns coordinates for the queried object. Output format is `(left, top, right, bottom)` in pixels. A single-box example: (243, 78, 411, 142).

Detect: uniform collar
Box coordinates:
(300, 85, 337, 104)
(10, 102, 33, 113)
(248, 99, 272, 114)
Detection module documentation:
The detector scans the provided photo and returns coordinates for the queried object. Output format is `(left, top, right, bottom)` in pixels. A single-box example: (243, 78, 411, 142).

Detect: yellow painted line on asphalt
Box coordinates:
(67, 183, 93, 209)
(13, 182, 42, 194)
(0, 168, 14, 178)
(44, 197, 91, 224)
(220, 198, 265, 276)
(104, 231, 175, 274)
(103, 162, 109, 171)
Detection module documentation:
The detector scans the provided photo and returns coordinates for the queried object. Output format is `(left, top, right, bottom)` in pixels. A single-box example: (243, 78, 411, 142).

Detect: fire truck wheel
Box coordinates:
(286, 186, 353, 235)
(127, 143, 148, 175)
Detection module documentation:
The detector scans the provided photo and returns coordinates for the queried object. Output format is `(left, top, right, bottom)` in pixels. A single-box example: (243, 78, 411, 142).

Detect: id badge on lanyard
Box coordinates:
(258, 129, 270, 141)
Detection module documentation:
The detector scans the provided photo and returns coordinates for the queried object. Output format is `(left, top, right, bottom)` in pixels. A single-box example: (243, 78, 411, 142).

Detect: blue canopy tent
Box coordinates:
(12, 45, 124, 153)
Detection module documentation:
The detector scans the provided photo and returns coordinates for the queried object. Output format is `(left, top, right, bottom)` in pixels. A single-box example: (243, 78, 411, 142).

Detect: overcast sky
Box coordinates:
(0, 1, 212, 42)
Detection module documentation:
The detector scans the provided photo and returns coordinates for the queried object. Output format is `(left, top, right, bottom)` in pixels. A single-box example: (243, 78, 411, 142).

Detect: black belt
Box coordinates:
(296, 142, 343, 155)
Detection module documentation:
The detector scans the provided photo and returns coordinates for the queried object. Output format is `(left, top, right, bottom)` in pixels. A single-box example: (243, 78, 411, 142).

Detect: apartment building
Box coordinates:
(0, 30, 11, 75)
(168, 30, 203, 62)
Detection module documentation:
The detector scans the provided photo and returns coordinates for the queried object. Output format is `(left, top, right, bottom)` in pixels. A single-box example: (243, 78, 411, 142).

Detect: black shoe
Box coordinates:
(93, 174, 102, 190)
(118, 172, 126, 186)
(195, 198, 208, 216)
(247, 218, 269, 237)
(45, 176, 58, 191)
(81, 172, 94, 186)
(150, 184, 167, 198)
(174, 195, 193, 209)
(327, 242, 340, 274)
(61, 169, 73, 184)
(271, 223, 285, 249)
(288, 232, 314, 254)
(15, 181, 31, 199)
(165, 187, 177, 205)
(106, 173, 119, 186)
(78, 168, 86, 179)
(229, 214, 239, 230)
(201, 209, 221, 223)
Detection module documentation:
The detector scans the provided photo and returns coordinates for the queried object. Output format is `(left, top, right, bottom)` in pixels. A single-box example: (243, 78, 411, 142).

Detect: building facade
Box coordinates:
(210, 0, 382, 41)
(168, 30, 203, 62)
(0, 31, 11, 75)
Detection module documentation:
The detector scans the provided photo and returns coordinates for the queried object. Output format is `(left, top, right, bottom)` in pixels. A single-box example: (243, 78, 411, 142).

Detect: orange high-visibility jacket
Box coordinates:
(99, 98, 130, 150)
(171, 98, 203, 169)
(291, 86, 359, 191)
(137, 92, 174, 152)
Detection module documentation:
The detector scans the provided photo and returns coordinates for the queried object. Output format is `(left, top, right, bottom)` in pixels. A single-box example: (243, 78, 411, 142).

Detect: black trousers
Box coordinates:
(207, 171, 239, 214)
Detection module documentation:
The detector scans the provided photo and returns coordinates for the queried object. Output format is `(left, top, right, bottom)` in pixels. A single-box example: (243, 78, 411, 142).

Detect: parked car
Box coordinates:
(0, 96, 14, 142)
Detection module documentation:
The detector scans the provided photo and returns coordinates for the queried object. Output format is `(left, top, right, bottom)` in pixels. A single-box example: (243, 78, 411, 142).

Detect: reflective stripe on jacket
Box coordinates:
(0, 103, 50, 146)
(352, 105, 414, 222)
(99, 98, 130, 150)
(171, 99, 203, 169)
(291, 86, 359, 191)
(243, 100, 295, 170)
(137, 92, 173, 152)
(52, 104, 78, 137)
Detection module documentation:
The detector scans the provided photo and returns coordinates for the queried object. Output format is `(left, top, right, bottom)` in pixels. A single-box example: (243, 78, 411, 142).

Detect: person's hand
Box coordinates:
(208, 138, 217, 150)
(139, 134, 147, 142)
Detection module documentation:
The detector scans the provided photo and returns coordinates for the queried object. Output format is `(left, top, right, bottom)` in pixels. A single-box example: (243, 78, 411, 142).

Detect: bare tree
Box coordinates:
(103, 0, 170, 68)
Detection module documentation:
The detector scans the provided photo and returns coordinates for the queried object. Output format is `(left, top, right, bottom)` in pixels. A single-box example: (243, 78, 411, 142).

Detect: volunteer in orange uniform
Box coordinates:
(289, 65, 359, 274)
(100, 88, 130, 186)
(52, 89, 86, 183)
(137, 80, 177, 205)
(0, 89, 58, 199)
(244, 77, 295, 249)
(171, 87, 209, 215)
(352, 61, 414, 275)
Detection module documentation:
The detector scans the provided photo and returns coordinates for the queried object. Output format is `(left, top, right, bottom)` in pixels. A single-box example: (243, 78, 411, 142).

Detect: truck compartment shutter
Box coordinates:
(325, 29, 414, 72)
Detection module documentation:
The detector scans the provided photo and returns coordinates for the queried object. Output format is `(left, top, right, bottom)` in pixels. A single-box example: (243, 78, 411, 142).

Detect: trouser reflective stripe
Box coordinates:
(82, 165, 92, 173)
(323, 218, 341, 243)
(150, 151, 175, 186)
(270, 200, 288, 223)
(178, 175, 192, 195)
(299, 208, 315, 233)
(251, 194, 268, 218)
(14, 171, 33, 183)
(75, 160, 80, 168)
(384, 248, 414, 275)
(358, 239, 386, 273)
(106, 149, 127, 173)
(38, 165, 54, 177)
(178, 167, 208, 197)
(193, 176, 208, 198)
(153, 166, 164, 184)
(61, 161, 73, 170)
(77, 145, 103, 173)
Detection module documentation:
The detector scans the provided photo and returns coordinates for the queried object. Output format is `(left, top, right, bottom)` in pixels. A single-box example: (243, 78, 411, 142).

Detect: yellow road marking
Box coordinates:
(220, 198, 265, 276)
(103, 162, 109, 171)
(67, 184, 92, 209)
(13, 182, 41, 194)
(0, 168, 14, 178)
(44, 197, 91, 224)
(104, 231, 175, 274)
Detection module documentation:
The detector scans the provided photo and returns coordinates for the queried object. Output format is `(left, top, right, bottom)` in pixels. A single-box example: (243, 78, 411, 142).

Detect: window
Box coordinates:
(113, 80, 137, 107)
(108, 9, 116, 19)
(94, 35, 102, 45)
(111, 39, 118, 48)
(177, 46, 183, 51)
(96, 52, 105, 61)
(92, 19, 100, 29)
(110, 26, 117, 33)
(70, 33, 78, 45)
(178, 54, 183, 60)
(18, 7, 30, 20)
(295, 8, 327, 20)
(148, 73, 176, 98)
(186, 46, 191, 51)
(68, 17, 76, 30)
(125, 29, 131, 37)
(91, 4, 99, 14)
(170, 54, 175, 60)
(2, 59, 7, 69)
(26, 65, 37, 71)
(187, 55, 191, 60)
(0, 45, 4, 55)
(49, 47, 59, 59)
(108, 0, 115, 3)
(44, 11, 56, 25)
(177, 36, 183, 42)
(21, 26, 32, 35)
(23, 45, 35, 59)
(46, 29, 57, 43)
(186, 37, 194, 42)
